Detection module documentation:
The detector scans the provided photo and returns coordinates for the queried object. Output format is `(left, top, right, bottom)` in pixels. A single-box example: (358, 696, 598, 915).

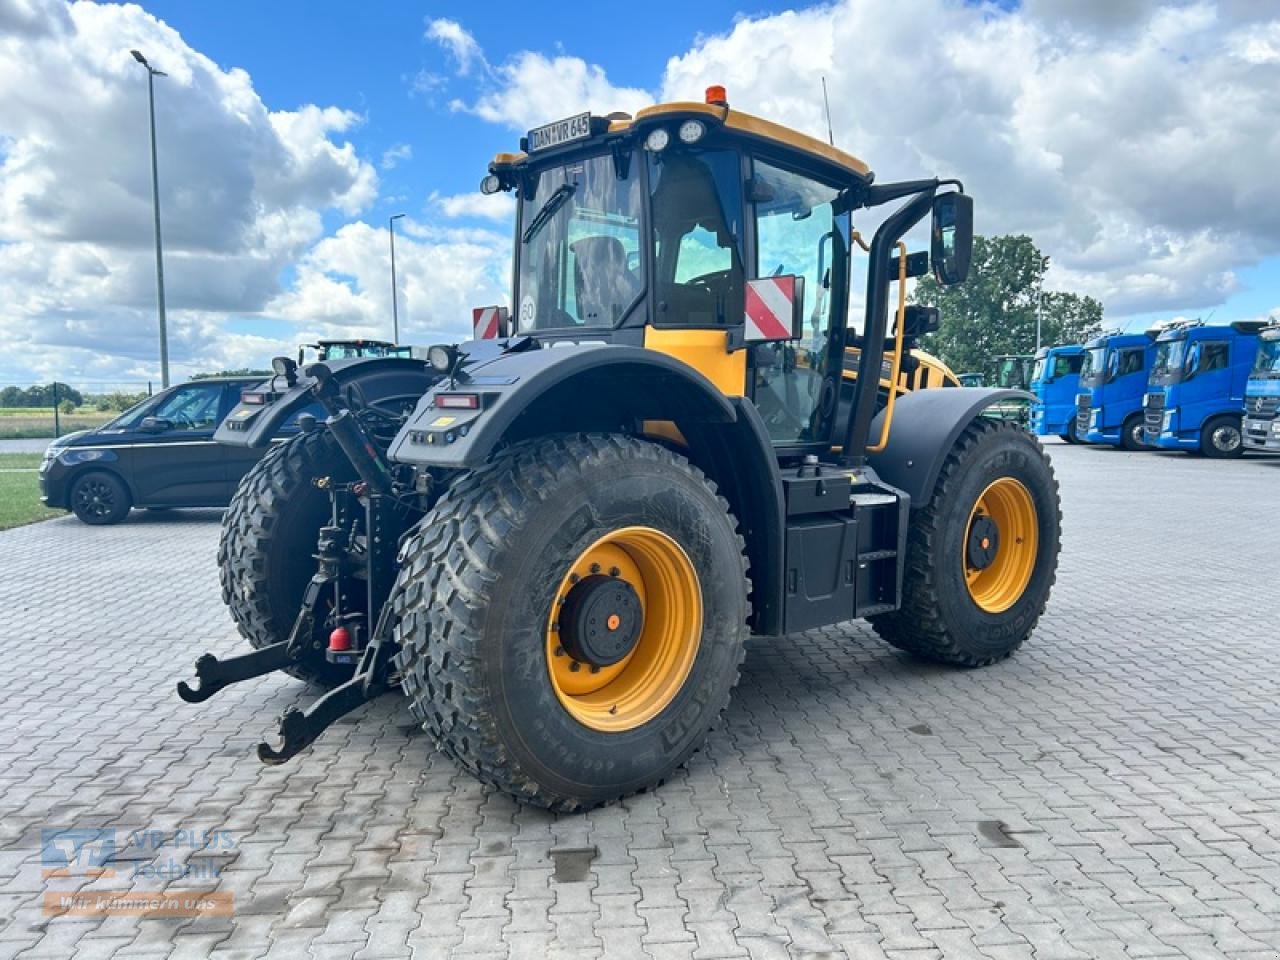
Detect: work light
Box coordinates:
(644, 128, 670, 152)
(428, 344, 458, 373)
(678, 120, 705, 144)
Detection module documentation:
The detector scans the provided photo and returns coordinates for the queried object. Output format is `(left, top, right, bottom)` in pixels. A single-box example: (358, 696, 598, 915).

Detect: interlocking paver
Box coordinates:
(2, 446, 1278, 959)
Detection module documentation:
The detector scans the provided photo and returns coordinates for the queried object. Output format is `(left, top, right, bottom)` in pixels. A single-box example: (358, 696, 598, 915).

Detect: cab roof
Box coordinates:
(491, 100, 873, 184)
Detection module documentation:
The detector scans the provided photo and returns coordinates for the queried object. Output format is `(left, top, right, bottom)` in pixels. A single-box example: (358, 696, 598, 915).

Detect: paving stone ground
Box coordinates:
(1, 441, 1278, 960)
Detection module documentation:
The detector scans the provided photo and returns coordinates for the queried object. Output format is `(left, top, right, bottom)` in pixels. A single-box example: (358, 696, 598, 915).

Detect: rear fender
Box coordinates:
(866, 388, 1033, 507)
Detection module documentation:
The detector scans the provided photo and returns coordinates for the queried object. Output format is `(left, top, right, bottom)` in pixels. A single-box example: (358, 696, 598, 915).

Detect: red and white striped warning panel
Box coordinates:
(744, 276, 800, 342)
(472, 305, 509, 340)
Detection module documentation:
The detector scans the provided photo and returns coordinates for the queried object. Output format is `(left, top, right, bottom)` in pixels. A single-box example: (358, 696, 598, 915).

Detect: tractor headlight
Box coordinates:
(677, 120, 705, 144)
(480, 174, 502, 195)
(644, 128, 670, 152)
(428, 344, 458, 373)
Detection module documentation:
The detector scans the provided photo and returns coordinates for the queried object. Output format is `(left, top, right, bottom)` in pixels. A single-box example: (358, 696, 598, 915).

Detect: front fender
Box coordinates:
(388, 343, 737, 468)
(866, 388, 1033, 506)
(216, 357, 435, 448)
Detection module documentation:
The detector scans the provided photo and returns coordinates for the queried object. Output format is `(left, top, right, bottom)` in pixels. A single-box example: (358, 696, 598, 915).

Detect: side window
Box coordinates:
(1065, 355, 1084, 375)
(1200, 342, 1229, 372)
(649, 150, 744, 326)
(151, 384, 222, 431)
(1117, 349, 1143, 377)
(1054, 355, 1078, 377)
(750, 160, 847, 445)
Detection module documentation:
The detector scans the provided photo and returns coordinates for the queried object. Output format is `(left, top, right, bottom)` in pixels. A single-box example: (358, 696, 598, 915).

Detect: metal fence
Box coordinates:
(0, 382, 155, 440)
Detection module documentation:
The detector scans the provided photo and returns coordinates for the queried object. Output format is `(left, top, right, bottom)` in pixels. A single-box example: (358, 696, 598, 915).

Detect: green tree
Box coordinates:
(192, 368, 271, 380)
(913, 235, 1103, 375)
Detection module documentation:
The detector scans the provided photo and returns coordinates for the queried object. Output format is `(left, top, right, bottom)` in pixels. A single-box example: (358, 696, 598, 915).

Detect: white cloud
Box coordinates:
(267, 219, 510, 345)
(426, 18, 486, 76)
(0, 0, 380, 382)
(654, 0, 1280, 316)
(430, 190, 515, 223)
(381, 142, 413, 169)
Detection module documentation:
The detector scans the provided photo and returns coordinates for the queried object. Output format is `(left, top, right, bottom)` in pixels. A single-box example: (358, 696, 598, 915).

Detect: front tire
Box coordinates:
(393, 434, 749, 811)
(871, 418, 1061, 666)
(70, 471, 131, 525)
(1119, 414, 1145, 451)
(218, 431, 356, 687)
(1200, 414, 1243, 459)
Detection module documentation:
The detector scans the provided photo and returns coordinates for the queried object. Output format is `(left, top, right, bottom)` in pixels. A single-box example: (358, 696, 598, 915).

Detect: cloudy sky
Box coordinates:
(1, 0, 1278, 387)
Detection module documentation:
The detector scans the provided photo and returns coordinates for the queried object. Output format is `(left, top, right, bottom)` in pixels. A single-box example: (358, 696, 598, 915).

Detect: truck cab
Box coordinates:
(1242, 323, 1279, 452)
(1143, 321, 1266, 458)
(1076, 332, 1153, 450)
(1029, 345, 1084, 442)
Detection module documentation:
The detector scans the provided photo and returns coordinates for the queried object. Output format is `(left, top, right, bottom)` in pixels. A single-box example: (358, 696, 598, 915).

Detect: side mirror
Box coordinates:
(736, 275, 805, 350)
(931, 192, 973, 286)
(901, 304, 939, 340)
(139, 416, 171, 434)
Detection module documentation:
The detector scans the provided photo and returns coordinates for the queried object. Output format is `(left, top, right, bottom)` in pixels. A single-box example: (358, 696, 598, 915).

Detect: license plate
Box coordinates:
(528, 113, 591, 152)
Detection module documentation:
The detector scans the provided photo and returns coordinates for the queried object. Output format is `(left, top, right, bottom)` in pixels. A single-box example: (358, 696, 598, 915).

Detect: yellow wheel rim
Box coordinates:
(545, 526, 702, 733)
(963, 478, 1038, 614)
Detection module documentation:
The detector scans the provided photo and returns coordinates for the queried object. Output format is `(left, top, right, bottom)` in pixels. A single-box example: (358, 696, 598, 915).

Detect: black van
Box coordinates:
(39, 377, 283, 525)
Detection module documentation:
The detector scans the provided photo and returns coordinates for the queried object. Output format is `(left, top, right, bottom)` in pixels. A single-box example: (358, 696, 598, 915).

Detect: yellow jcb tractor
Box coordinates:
(184, 87, 1059, 811)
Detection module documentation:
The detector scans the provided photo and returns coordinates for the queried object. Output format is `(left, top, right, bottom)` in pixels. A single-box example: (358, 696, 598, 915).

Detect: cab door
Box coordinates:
(746, 159, 848, 451)
(130, 381, 227, 506)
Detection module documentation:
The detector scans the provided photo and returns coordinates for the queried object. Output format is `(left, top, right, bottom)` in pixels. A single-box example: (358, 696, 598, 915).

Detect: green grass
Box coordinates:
(0, 453, 62, 530)
(0, 407, 116, 439)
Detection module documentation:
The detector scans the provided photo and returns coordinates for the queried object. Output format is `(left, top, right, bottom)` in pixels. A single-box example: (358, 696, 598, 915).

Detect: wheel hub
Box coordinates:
(559, 575, 643, 667)
(966, 514, 999, 571)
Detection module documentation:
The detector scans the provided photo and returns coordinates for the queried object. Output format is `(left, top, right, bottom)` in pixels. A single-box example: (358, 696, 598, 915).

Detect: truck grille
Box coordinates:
(1144, 391, 1165, 434)
(1246, 394, 1279, 420)
(1075, 395, 1090, 434)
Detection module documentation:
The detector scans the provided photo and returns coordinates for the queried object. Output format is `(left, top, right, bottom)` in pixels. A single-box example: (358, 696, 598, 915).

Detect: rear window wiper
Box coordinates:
(522, 183, 576, 244)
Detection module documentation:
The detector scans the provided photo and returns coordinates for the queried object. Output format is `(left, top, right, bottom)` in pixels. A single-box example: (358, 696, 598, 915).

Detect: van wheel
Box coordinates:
(394, 434, 749, 811)
(870, 419, 1061, 666)
(1120, 414, 1145, 451)
(1201, 415, 1243, 458)
(70, 471, 132, 525)
(218, 430, 356, 687)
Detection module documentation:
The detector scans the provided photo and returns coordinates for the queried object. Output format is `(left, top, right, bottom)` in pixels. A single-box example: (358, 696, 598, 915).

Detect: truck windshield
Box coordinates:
(1150, 339, 1186, 384)
(516, 152, 643, 331)
(1079, 347, 1106, 386)
(1253, 337, 1280, 378)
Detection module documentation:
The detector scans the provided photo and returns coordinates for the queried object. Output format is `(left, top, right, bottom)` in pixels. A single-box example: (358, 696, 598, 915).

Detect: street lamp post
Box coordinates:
(131, 49, 170, 388)
(1035, 254, 1050, 353)
(388, 213, 405, 344)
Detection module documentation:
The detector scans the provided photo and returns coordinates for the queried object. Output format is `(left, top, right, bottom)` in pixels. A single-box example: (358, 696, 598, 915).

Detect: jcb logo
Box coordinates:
(41, 829, 116, 878)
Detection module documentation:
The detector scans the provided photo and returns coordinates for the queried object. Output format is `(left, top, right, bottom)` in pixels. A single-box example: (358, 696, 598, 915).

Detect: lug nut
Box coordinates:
(609, 567, 620, 577)
(554, 646, 565, 657)
(590, 665, 600, 674)
(590, 563, 601, 574)
(569, 573, 580, 584)
(569, 661, 581, 672)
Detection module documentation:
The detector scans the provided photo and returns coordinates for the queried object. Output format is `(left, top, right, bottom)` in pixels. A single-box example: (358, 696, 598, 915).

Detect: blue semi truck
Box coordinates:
(1142, 320, 1267, 457)
(1076, 332, 1153, 450)
(1242, 321, 1280, 453)
(1030, 345, 1085, 442)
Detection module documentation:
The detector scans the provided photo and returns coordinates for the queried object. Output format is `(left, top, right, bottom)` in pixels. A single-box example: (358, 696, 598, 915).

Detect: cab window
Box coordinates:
(1115, 348, 1144, 377)
(1199, 342, 1229, 372)
(750, 160, 846, 445)
(150, 383, 222, 431)
(1055, 355, 1083, 377)
(648, 149, 744, 327)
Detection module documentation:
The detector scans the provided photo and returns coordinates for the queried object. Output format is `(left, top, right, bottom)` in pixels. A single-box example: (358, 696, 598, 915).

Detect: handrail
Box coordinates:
(867, 241, 909, 453)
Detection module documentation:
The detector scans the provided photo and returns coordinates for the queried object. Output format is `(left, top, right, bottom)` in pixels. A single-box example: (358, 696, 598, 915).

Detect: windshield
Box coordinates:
(1253, 337, 1280, 378)
(1150, 339, 1186, 384)
(1079, 347, 1106, 386)
(516, 152, 643, 330)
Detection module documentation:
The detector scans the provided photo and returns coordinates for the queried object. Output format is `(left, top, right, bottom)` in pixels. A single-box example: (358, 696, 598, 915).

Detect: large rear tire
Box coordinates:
(393, 434, 750, 811)
(871, 418, 1061, 666)
(218, 431, 356, 687)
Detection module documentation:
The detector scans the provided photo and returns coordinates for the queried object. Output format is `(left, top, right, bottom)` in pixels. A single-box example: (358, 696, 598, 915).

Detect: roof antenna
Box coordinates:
(821, 76, 835, 147)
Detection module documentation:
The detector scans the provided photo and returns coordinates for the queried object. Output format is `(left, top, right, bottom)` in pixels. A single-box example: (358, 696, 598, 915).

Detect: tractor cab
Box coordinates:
(471, 88, 972, 462)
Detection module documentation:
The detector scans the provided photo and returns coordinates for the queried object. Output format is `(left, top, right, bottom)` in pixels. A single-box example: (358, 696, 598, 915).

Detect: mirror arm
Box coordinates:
(858, 178, 939, 210)
(840, 189, 937, 466)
